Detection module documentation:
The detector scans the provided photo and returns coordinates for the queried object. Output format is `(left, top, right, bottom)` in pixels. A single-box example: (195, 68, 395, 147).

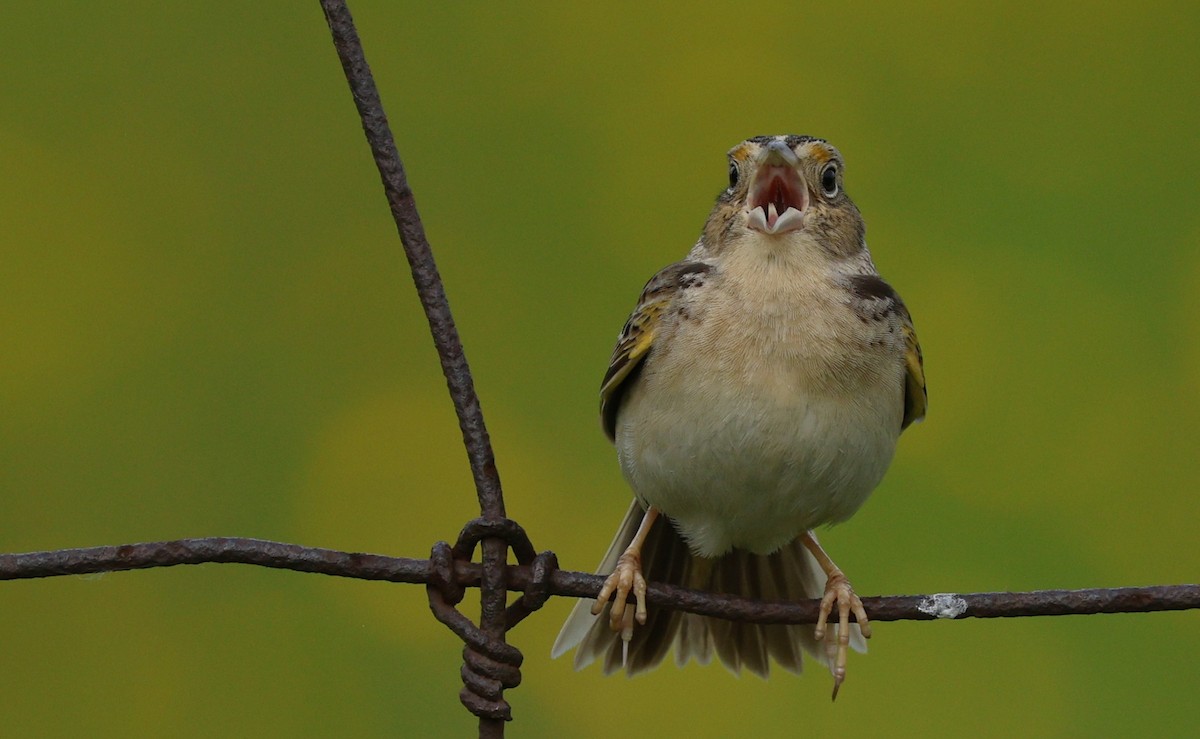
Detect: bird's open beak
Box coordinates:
(746, 141, 808, 235)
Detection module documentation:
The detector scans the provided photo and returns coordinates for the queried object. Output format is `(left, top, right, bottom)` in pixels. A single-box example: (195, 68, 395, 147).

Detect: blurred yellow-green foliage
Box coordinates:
(2, 2, 1198, 736)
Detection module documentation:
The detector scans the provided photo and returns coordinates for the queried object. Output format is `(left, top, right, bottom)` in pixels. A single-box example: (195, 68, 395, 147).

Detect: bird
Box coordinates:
(551, 135, 926, 698)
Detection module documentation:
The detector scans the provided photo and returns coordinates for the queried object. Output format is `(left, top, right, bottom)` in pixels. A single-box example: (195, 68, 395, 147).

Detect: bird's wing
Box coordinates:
(846, 273, 927, 431)
(900, 310, 927, 430)
(599, 260, 713, 441)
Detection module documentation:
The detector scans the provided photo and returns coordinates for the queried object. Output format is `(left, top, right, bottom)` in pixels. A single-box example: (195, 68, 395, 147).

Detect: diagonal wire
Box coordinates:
(317, 0, 504, 522)
(318, 2, 509, 735)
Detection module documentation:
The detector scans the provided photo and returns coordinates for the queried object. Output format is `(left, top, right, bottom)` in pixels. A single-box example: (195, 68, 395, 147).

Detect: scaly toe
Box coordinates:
(817, 569, 869, 699)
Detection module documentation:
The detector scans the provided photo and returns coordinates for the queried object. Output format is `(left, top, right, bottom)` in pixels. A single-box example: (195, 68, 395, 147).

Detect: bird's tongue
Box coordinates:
(750, 169, 806, 233)
(762, 178, 794, 229)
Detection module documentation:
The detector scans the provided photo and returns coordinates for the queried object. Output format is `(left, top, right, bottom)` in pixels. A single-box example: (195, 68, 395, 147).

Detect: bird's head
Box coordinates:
(703, 135, 865, 258)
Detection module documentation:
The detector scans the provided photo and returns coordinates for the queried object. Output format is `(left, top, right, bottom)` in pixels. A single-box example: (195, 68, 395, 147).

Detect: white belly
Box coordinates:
(616, 369, 899, 557)
(613, 271, 905, 557)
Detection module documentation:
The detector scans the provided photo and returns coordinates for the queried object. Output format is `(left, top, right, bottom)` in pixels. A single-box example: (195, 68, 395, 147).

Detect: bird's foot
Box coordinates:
(591, 547, 648, 650)
(814, 569, 872, 701)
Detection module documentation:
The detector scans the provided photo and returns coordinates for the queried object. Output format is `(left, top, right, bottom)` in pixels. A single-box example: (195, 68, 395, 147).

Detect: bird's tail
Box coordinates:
(551, 501, 866, 677)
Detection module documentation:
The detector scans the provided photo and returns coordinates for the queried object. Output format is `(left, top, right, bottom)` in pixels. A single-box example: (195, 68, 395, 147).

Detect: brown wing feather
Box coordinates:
(600, 261, 712, 441)
(900, 314, 927, 430)
(846, 273, 927, 431)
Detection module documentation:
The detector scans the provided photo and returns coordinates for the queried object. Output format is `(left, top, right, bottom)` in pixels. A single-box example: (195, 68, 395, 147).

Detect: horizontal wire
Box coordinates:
(3, 537, 1196, 624)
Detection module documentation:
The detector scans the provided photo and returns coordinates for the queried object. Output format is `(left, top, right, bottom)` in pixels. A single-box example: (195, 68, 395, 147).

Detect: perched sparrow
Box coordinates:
(551, 135, 926, 698)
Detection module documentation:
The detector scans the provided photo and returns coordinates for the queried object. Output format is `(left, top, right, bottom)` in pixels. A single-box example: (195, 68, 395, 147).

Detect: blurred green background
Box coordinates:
(2, 2, 1198, 736)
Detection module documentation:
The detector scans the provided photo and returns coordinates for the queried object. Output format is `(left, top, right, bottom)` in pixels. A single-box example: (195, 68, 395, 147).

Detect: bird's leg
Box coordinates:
(800, 530, 872, 700)
(591, 505, 659, 646)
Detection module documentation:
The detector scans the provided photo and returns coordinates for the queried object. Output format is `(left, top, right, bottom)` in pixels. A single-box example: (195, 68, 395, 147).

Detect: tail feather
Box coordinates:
(552, 500, 866, 678)
(761, 543, 806, 673)
(550, 501, 645, 663)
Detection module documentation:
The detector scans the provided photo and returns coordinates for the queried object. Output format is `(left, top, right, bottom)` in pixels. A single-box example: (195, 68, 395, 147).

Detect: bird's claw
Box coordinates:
(814, 569, 871, 700)
(591, 549, 648, 635)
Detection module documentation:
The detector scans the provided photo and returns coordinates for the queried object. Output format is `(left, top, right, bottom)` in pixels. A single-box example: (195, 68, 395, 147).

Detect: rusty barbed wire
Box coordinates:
(3, 538, 1197, 624)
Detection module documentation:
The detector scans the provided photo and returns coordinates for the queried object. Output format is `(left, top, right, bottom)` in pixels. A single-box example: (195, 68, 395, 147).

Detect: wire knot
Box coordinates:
(425, 517, 558, 721)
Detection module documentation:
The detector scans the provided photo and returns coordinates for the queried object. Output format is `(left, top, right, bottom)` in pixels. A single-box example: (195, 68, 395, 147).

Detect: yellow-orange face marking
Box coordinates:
(799, 142, 833, 165)
(727, 143, 755, 163)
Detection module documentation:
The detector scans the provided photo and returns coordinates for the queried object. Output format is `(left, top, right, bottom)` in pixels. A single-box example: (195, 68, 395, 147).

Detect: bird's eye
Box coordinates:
(728, 162, 739, 188)
(820, 164, 838, 197)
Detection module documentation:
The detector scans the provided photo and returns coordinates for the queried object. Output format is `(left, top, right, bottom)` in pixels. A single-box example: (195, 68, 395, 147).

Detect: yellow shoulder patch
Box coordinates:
(599, 260, 713, 441)
(599, 300, 664, 440)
